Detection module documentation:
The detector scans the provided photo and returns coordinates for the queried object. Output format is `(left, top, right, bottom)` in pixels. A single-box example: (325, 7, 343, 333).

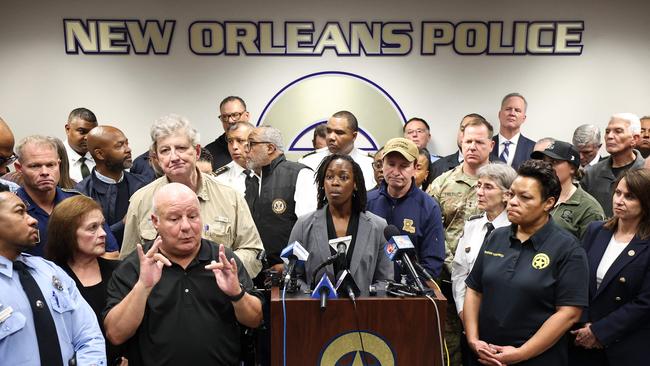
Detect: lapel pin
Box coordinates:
(52, 276, 63, 291)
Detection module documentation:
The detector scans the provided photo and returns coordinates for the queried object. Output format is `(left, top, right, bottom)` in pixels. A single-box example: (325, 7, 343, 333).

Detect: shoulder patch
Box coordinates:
(213, 165, 230, 177)
(468, 213, 484, 221)
(302, 150, 318, 158)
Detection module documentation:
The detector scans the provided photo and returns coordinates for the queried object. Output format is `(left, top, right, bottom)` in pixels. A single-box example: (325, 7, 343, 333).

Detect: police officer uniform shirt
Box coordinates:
(466, 218, 589, 365)
(213, 160, 248, 196)
(451, 210, 510, 313)
(0, 254, 106, 364)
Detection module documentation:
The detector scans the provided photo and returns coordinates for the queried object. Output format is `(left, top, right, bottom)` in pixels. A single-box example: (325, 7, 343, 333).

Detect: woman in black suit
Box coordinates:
(571, 168, 650, 365)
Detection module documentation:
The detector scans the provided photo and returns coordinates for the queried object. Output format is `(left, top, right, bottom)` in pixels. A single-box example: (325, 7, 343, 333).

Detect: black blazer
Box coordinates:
(580, 221, 650, 365)
(429, 151, 461, 182)
(490, 134, 535, 170)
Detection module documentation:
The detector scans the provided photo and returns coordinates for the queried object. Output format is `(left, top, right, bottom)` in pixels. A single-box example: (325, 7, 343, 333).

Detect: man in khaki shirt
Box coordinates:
(120, 114, 263, 277)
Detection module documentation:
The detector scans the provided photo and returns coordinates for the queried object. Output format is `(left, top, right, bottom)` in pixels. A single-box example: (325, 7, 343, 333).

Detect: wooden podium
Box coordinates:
(270, 284, 446, 365)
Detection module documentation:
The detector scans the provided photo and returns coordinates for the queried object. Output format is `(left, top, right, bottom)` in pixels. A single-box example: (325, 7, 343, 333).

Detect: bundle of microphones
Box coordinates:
(279, 224, 436, 310)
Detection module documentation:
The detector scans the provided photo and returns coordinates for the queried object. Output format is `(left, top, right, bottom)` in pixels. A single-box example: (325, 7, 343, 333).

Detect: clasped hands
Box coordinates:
(570, 323, 603, 349)
(470, 339, 523, 366)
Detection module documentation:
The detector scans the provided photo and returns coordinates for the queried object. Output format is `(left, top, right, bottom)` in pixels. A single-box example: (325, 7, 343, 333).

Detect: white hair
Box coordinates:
(611, 113, 641, 135)
(150, 114, 200, 151)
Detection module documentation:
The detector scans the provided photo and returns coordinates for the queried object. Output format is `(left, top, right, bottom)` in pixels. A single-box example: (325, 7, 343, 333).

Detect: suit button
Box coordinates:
(615, 296, 622, 301)
(619, 277, 626, 283)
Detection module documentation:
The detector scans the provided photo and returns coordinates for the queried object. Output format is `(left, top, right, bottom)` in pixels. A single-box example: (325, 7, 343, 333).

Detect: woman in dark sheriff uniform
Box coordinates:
(570, 168, 650, 366)
(464, 159, 589, 365)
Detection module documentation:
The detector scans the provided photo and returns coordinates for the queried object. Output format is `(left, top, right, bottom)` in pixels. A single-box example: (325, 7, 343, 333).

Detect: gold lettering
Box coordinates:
(314, 23, 350, 54)
(555, 22, 583, 54)
(65, 20, 98, 53)
(226, 22, 259, 54)
(286, 23, 313, 54)
(350, 22, 381, 55)
(421, 22, 453, 55)
(126, 20, 174, 54)
(189, 22, 224, 55)
(99, 21, 128, 53)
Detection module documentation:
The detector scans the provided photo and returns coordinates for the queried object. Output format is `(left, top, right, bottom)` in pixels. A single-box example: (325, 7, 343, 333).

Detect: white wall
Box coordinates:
(1, 0, 649, 159)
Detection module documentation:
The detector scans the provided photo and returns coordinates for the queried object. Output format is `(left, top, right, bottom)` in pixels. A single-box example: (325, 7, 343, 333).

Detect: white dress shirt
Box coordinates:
(299, 146, 376, 191)
(588, 153, 601, 167)
(451, 210, 510, 314)
(213, 160, 247, 196)
(497, 133, 521, 167)
(63, 139, 95, 183)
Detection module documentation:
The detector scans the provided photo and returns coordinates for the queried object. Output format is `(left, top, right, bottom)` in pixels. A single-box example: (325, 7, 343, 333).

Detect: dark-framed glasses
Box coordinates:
(219, 111, 246, 123)
(0, 153, 17, 167)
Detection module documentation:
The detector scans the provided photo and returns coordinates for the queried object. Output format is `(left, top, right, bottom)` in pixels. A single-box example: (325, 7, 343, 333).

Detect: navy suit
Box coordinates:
(490, 134, 535, 170)
(572, 221, 650, 366)
(428, 151, 461, 182)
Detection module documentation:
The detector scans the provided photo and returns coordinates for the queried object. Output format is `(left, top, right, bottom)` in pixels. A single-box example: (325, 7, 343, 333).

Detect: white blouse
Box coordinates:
(596, 235, 629, 288)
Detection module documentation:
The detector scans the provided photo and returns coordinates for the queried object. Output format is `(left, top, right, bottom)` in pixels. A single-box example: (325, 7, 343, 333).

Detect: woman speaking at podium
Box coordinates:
(288, 154, 393, 296)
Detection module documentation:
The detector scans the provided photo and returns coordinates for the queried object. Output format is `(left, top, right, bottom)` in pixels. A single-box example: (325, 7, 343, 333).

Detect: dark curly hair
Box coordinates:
(516, 159, 561, 204)
(315, 154, 367, 212)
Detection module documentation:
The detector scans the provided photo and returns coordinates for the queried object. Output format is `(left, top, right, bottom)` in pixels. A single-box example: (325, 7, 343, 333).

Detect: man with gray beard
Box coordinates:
(245, 126, 317, 272)
(76, 126, 148, 247)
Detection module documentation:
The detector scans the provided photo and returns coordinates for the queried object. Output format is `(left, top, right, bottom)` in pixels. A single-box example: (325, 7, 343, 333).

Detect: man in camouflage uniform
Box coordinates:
(427, 116, 495, 366)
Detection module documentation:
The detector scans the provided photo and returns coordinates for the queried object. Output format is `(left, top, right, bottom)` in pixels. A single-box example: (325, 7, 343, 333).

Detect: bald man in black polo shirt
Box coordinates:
(103, 183, 262, 366)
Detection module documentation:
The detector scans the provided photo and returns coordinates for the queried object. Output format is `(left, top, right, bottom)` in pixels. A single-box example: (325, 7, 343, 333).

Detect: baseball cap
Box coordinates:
(530, 140, 580, 168)
(383, 138, 418, 162)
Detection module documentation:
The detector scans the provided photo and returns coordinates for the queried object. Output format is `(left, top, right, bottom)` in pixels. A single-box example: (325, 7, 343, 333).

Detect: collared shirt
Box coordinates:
(551, 184, 604, 239)
(427, 164, 481, 271)
(120, 170, 263, 277)
(451, 210, 510, 314)
(0, 177, 19, 192)
(105, 239, 262, 366)
(213, 160, 248, 196)
(466, 218, 588, 365)
(0, 254, 106, 365)
(497, 132, 521, 167)
(299, 146, 376, 191)
(587, 153, 601, 167)
(16, 187, 119, 256)
(64, 139, 95, 183)
(94, 169, 124, 184)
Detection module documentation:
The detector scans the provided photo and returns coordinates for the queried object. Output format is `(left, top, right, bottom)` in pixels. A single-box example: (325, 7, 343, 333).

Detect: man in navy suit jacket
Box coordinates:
(490, 93, 535, 170)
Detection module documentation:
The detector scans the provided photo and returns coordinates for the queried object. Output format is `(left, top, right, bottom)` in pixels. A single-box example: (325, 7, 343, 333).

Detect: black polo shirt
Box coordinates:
(104, 239, 262, 366)
(466, 218, 588, 365)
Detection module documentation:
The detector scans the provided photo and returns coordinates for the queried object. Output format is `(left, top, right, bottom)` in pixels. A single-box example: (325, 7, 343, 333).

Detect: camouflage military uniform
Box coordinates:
(427, 164, 481, 366)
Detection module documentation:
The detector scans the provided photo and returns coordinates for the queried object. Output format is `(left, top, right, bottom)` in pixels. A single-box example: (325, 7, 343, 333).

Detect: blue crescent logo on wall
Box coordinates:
(318, 331, 396, 366)
(257, 71, 406, 160)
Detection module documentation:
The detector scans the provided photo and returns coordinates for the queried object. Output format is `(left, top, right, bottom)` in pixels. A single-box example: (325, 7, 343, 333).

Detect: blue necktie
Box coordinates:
(499, 141, 512, 163)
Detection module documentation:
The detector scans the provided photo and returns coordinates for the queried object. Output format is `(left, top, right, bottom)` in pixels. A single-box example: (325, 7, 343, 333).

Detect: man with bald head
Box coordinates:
(0, 117, 20, 191)
(104, 183, 262, 365)
(76, 126, 147, 246)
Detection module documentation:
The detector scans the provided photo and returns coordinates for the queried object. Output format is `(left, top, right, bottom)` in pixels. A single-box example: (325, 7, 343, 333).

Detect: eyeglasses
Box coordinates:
(405, 128, 428, 135)
(219, 111, 246, 123)
(0, 153, 17, 167)
(372, 161, 383, 169)
(245, 140, 272, 150)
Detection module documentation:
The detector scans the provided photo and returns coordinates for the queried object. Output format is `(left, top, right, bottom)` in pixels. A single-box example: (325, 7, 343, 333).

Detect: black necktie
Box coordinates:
(244, 170, 259, 211)
(79, 156, 90, 179)
(13, 261, 64, 366)
(482, 222, 495, 246)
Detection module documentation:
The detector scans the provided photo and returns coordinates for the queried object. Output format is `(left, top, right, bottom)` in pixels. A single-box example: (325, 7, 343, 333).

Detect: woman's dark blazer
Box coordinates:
(288, 205, 394, 296)
(580, 221, 650, 365)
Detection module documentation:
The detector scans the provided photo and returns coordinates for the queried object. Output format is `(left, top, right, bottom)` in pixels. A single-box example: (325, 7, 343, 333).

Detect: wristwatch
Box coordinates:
(228, 283, 246, 302)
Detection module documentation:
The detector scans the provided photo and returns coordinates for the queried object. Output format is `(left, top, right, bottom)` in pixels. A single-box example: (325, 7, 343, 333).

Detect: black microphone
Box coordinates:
(310, 253, 343, 291)
(335, 269, 361, 301)
(383, 225, 426, 293)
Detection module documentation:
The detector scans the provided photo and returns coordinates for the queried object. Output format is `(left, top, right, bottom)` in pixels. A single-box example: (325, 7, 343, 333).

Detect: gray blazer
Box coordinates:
(581, 150, 645, 217)
(288, 206, 394, 296)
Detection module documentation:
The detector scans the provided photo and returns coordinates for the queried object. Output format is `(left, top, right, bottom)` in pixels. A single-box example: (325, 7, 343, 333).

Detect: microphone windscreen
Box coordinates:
(383, 224, 402, 240)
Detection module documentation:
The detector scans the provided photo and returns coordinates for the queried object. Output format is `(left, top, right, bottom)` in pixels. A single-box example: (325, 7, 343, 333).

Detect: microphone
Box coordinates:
(335, 269, 361, 301)
(383, 225, 426, 293)
(280, 241, 309, 283)
(310, 253, 342, 291)
(311, 273, 337, 311)
(328, 235, 352, 256)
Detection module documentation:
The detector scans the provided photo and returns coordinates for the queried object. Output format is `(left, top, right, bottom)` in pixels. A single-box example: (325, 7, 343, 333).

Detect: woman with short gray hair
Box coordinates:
(451, 162, 517, 322)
